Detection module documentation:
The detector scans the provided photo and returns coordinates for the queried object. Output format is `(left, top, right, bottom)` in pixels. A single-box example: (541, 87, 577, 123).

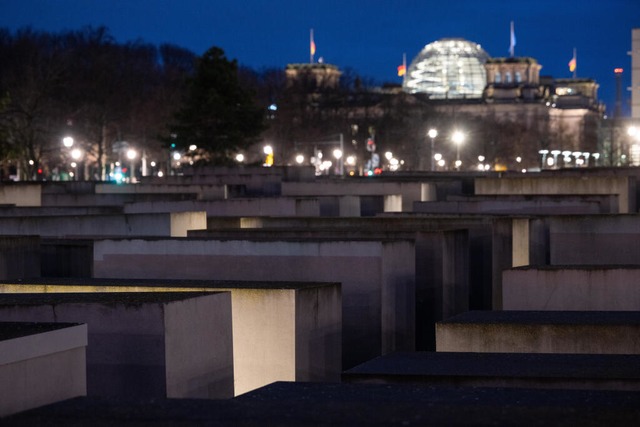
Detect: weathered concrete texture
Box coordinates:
(550, 215, 640, 265)
(0, 183, 41, 207)
(0, 292, 234, 399)
(91, 238, 414, 369)
(194, 214, 502, 349)
(0, 211, 206, 238)
(122, 197, 321, 217)
(282, 180, 435, 212)
(475, 175, 636, 213)
(0, 279, 342, 397)
(503, 266, 640, 310)
(95, 183, 227, 200)
(42, 192, 199, 207)
(436, 310, 640, 354)
(41, 239, 93, 278)
(0, 322, 87, 417)
(414, 195, 612, 215)
(0, 206, 123, 217)
(342, 351, 640, 390)
(7, 383, 640, 426)
(0, 236, 40, 280)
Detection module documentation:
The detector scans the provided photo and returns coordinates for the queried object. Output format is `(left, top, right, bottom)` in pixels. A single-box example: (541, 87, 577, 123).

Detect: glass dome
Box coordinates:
(403, 38, 490, 99)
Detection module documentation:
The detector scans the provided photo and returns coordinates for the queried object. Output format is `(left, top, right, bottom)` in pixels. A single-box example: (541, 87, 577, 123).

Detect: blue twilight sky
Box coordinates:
(0, 0, 638, 115)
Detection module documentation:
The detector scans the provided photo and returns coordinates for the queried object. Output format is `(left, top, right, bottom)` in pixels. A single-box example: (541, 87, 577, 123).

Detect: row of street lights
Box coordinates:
(427, 128, 466, 171)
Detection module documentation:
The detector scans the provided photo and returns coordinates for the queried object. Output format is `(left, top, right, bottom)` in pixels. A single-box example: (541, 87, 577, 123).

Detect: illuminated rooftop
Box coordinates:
(403, 38, 490, 99)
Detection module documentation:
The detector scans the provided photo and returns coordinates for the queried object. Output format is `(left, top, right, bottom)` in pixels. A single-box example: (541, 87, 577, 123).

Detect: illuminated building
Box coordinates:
(284, 37, 605, 171)
(631, 28, 640, 120)
(403, 38, 489, 99)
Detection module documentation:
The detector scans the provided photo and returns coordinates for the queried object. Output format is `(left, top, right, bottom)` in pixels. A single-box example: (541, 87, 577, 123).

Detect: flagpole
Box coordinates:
(310, 29, 315, 64)
(573, 48, 577, 78)
(509, 21, 515, 57)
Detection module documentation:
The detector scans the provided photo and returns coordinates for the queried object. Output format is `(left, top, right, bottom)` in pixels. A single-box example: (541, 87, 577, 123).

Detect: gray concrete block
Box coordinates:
(343, 351, 640, 390)
(0, 292, 234, 399)
(0, 322, 86, 416)
(0, 279, 341, 397)
(7, 382, 640, 426)
(503, 266, 640, 310)
(436, 310, 640, 354)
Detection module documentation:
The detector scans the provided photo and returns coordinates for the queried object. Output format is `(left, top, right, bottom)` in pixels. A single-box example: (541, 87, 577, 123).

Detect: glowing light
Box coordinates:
(428, 128, 438, 139)
(28, 159, 34, 166)
(385, 151, 393, 160)
(295, 154, 305, 164)
(437, 159, 446, 167)
(478, 155, 485, 162)
(126, 149, 137, 160)
(346, 156, 356, 166)
(150, 161, 156, 167)
(614, 68, 623, 74)
(189, 144, 197, 151)
(452, 131, 465, 146)
(236, 153, 245, 163)
(157, 171, 164, 177)
(71, 149, 82, 160)
(516, 156, 522, 163)
(62, 136, 74, 147)
(263, 145, 273, 155)
(434, 153, 442, 161)
(333, 149, 343, 160)
(172, 152, 181, 160)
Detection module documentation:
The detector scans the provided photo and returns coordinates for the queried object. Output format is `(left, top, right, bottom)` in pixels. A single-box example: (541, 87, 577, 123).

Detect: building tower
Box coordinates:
(631, 28, 640, 119)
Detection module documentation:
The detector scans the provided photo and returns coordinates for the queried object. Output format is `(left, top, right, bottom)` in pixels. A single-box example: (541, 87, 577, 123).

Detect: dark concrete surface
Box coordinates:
(5, 382, 640, 426)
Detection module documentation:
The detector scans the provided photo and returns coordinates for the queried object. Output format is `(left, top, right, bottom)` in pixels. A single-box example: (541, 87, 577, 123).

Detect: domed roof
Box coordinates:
(403, 38, 490, 99)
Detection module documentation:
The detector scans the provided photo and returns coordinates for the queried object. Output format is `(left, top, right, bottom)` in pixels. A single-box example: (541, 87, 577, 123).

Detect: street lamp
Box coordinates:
(427, 128, 438, 171)
(451, 130, 465, 169)
(71, 148, 82, 161)
(126, 148, 137, 183)
(333, 148, 343, 176)
(263, 145, 274, 167)
(62, 136, 74, 148)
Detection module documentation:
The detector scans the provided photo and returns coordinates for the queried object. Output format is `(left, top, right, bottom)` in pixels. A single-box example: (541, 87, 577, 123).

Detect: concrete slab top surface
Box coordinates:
(0, 292, 217, 306)
(510, 265, 640, 271)
(343, 351, 640, 380)
(5, 383, 640, 426)
(440, 310, 640, 325)
(0, 278, 339, 290)
(0, 321, 82, 341)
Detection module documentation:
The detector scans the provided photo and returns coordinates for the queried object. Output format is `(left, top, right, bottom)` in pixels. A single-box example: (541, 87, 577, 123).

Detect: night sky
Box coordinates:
(1, 0, 638, 115)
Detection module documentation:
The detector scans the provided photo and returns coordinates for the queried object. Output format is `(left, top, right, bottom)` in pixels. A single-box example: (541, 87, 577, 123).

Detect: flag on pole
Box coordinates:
(568, 48, 577, 74)
(509, 21, 516, 57)
(310, 29, 316, 63)
(397, 53, 407, 77)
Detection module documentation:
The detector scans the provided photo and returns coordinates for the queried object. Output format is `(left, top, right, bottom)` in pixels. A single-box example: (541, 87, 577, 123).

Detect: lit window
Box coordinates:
(505, 72, 512, 83)
(495, 72, 501, 83)
(515, 72, 522, 83)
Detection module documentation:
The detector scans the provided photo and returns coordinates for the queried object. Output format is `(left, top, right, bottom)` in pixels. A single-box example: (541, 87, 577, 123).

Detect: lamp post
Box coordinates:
(333, 148, 343, 176)
(451, 130, 465, 170)
(126, 148, 137, 183)
(427, 128, 438, 171)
